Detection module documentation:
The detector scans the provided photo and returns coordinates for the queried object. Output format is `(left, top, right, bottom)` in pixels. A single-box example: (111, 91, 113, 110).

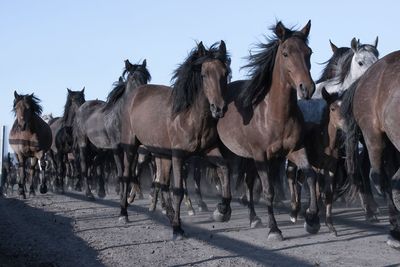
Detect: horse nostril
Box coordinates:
(210, 104, 216, 111)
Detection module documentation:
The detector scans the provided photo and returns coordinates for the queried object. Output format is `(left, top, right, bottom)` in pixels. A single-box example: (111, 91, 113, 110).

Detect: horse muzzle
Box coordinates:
(210, 104, 225, 119)
(298, 83, 315, 100)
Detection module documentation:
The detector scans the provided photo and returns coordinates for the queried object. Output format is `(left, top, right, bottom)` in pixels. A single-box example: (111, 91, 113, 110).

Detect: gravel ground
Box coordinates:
(0, 187, 399, 267)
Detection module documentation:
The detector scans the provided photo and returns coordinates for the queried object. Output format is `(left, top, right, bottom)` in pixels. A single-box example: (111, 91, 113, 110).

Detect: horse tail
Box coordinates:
(335, 79, 363, 202)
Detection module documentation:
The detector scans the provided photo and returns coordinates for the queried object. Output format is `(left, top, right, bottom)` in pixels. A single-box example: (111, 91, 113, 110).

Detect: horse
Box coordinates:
(216, 21, 320, 241)
(119, 41, 230, 240)
(341, 50, 400, 249)
(49, 88, 85, 193)
(288, 88, 345, 236)
(74, 59, 151, 199)
(9, 92, 52, 198)
(290, 38, 379, 224)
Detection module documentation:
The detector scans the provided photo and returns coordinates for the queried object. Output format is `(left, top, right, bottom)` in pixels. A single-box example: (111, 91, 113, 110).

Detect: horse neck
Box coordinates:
(187, 89, 214, 124)
(263, 66, 297, 120)
(341, 61, 360, 90)
(63, 102, 80, 126)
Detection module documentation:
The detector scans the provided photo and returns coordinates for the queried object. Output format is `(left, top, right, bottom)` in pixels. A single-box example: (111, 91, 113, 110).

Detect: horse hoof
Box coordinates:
(212, 207, 231, 222)
(118, 216, 129, 224)
(149, 203, 156, 212)
(387, 235, 400, 249)
(250, 217, 262, 229)
(86, 192, 95, 201)
(198, 203, 209, 212)
(98, 190, 106, 199)
(39, 184, 48, 194)
(330, 230, 338, 237)
(267, 231, 284, 241)
(304, 221, 321, 234)
(290, 216, 297, 224)
(162, 208, 167, 215)
(172, 226, 185, 241)
(366, 215, 380, 223)
(188, 209, 195, 216)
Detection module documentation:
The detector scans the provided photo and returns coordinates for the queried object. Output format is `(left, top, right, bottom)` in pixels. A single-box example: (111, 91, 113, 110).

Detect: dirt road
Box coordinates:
(0, 189, 399, 267)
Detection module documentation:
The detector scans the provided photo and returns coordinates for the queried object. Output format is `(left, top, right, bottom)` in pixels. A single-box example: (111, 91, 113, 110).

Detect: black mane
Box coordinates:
(61, 89, 85, 126)
(103, 63, 151, 111)
(171, 42, 230, 114)
(239, 23, 309, 108)
(13, 93, 43, 115)
(316, 47, 351, 84)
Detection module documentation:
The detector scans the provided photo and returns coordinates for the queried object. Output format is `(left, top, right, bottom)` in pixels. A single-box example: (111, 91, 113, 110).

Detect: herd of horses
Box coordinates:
(4, 20, 400, 249)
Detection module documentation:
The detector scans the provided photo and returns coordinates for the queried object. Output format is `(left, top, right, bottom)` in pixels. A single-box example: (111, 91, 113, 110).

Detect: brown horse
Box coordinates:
(342, 50, 400, 249)
(9, 92, 52, 198)
(120, 41, 230, 239)
(288, 88, 344, 236)
(217, 21, 320, 241)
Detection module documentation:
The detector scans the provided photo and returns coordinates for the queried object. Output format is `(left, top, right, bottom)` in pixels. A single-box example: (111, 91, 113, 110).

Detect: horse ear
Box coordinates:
(118, 76, 124, 83)
(300, 20, 311, 38)
(81, 87, 85, 93)
(67, 88, 72, 93)
(275, 21, 286, 40)
(219, 40, 226, 56)
(321, 87, 331, 103)
(329, 39, 338, 53)
(198, 41, 206, 57)
(125, 59, 133, 70)
(14, 91, 20, 99)
(142, 59, 147, 68)
(351, 37, 359, 51)
(374, 36, 378, 48)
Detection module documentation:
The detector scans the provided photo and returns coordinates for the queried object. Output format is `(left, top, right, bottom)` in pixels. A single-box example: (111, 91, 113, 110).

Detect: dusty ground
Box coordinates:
(0, 186, 399, 267)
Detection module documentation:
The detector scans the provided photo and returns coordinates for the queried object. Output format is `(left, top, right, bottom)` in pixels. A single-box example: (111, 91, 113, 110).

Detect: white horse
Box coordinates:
(300, 37, 379, 124)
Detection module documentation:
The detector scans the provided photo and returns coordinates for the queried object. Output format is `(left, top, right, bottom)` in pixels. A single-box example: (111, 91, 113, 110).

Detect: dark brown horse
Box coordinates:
(341, 50, 400, 249)
(120, 41, 230, 239)
(9, 92, 52, 198)
(74, 59, 150, 199)
(289, 88, 344, 236)
(217, 21, 320, 241)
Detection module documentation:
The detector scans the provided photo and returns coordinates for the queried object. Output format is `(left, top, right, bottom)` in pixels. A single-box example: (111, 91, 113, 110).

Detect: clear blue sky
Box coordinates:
(1, 0, 398, 136)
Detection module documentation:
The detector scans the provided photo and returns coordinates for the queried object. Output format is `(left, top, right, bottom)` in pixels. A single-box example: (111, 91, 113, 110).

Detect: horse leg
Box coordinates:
(193, 160, 208, 212)
(119, 141, 139, 223)
(171, 155, 186, 239)
(324, 167, 337, 236)
(288, 148, 321, 235)
(149, 157, 162, 212)
(287, 160, 301, 223)
(158, 158, 172, 215)
(96, 163, 106, 198)
(78, 146, 94, 200)
(207, 148, 231, 223)
(113, 149, 123, 197)
(38, 154, 48, 194)
(246, 165, 262, 228)
(16, 154, 26, 199)
(182, 163, 195, 216)
(386, 168, 400, 249)
(253, 154, 282, 241)
(28, 157, 38, 196)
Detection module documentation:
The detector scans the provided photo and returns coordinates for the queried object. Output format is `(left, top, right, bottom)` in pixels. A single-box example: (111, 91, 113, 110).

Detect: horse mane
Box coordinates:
(338, 44, 379, 84)
(61, 90, 85, 126)
(103, 63, 151, 111)
(171, 42, 230, 114)
(316, 47, 351, 84)
(239, 23, 309, 108)
(13, 93, 43, 116)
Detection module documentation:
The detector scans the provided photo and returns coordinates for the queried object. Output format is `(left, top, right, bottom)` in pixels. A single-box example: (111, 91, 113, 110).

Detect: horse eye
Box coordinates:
(358, 61, 364, 66)
(283, 52, 288, 57)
